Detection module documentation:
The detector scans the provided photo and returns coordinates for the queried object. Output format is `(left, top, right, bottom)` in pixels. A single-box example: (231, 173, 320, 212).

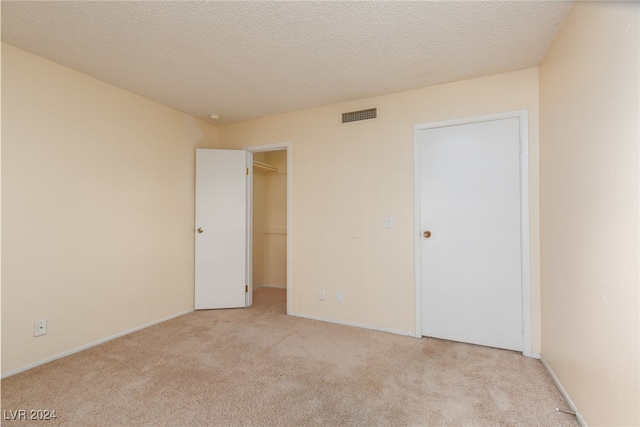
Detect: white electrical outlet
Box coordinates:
(34, 319, 48, 337)
(319, 290, 326, 301)
(337, 291, 344, 303)
(385, 217, 394, 229)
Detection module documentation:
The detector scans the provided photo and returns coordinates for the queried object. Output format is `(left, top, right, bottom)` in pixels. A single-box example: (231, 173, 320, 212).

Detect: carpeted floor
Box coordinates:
(2, 287, 577, 426)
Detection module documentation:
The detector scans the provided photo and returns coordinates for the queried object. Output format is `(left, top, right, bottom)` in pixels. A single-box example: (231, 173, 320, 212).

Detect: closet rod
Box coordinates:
(253, 160, 279, 173)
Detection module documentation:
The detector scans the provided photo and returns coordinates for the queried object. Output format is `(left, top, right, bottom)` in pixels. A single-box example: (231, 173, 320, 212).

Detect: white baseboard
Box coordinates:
(1, 309, 193, 379)
(289, 311, 415, 337)
(253, 284, 287, 290)
(540, 357, 587, 426)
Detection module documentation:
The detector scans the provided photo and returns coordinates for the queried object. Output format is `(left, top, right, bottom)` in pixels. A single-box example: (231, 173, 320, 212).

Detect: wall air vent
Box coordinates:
(341, 108, 377, 124)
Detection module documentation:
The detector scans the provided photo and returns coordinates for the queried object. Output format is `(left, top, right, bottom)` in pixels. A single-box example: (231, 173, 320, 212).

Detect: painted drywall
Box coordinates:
(263, 151, 287, 288)
(219, 68, 541, 346)
(1, 43, 215, 375)
(539, 2, 640, 426)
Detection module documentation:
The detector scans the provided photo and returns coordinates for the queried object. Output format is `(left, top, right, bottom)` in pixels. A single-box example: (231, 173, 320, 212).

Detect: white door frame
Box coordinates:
(413, 110, 532, 357)
(244, 142, 292, 315)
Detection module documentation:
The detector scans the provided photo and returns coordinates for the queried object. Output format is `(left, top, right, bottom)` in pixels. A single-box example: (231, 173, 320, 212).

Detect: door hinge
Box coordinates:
(245, 285, 248, 293)
(246, 167, 249, 175)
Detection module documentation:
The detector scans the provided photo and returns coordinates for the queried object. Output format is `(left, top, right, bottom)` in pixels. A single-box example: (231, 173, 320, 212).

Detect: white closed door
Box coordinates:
(418, 118, 522, 351)
(195, 149, 247, 310)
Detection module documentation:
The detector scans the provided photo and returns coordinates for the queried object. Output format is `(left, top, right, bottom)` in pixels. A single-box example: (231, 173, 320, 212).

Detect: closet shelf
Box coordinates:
(253, 160, 279, 173)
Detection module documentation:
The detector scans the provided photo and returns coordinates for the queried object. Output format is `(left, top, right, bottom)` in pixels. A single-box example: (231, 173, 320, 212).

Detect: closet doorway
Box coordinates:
(246, 143, 290, 313)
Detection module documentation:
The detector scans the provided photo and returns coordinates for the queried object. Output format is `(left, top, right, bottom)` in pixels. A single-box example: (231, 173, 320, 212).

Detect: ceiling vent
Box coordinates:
(342, 108, 377, 124)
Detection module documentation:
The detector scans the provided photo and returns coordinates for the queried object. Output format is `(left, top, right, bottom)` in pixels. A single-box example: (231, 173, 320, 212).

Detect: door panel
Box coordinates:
(195, 149, 247, 309)
(419, 118, 522, 351)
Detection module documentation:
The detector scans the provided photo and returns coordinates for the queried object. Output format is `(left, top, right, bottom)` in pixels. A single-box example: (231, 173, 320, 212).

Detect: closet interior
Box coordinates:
(252, 150, 287, 291)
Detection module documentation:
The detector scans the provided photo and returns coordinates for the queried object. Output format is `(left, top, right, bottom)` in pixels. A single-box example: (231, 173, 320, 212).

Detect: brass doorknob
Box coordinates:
(197, 228, 203, 234)
(423, 230, 432, 238)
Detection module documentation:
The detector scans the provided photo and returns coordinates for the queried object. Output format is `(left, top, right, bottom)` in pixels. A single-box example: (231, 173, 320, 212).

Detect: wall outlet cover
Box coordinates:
(34, 319, 48, 337)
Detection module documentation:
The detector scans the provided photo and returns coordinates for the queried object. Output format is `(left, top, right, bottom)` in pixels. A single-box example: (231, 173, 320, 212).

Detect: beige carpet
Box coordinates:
(2, 288, 577, 426)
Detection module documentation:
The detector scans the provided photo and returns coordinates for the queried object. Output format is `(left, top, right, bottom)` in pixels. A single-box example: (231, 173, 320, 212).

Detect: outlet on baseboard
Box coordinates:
(34, 319, 48, 337)
(319, 290, 326, 301)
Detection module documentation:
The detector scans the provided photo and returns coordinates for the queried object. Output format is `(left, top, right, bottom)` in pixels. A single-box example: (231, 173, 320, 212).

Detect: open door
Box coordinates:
(195, 148, 248, 309)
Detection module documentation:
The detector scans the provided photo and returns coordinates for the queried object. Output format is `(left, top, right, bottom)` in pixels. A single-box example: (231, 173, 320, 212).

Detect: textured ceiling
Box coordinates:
(1, 1, 572, 124)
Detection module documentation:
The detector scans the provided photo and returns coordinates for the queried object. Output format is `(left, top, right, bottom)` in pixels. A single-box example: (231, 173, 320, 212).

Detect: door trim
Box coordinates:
(244, 142, 292, 316)
(413, 110, 532, 357)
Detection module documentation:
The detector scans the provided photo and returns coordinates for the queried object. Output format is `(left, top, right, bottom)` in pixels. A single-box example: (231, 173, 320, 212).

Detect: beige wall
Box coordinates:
(219, 68, 541, 343)
(1, 44, 215, 375)
(539, 2, 640, 426)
